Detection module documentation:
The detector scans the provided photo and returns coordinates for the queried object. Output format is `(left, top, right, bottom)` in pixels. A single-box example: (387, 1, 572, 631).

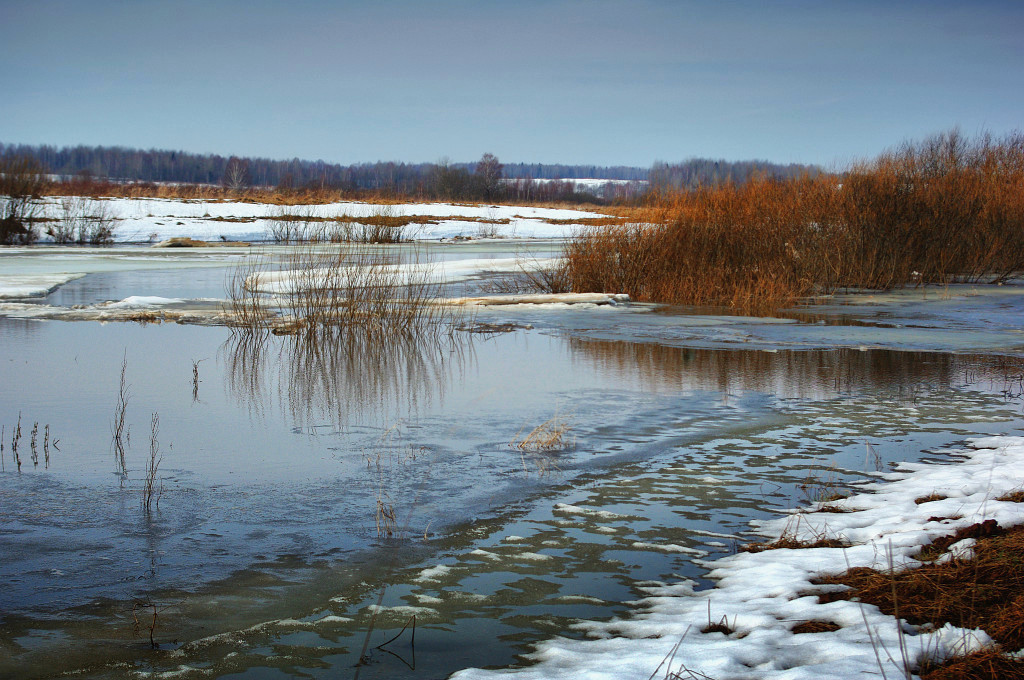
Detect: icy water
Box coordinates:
(2, 244, 1024, 679)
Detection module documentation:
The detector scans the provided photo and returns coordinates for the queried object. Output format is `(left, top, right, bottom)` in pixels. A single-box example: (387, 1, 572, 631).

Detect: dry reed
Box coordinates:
(561, 130, 1024, 313)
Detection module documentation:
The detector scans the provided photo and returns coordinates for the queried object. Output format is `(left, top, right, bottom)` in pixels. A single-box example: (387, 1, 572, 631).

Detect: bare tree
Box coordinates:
(221, 156, 250, 192)
(475, 152, 504, 201)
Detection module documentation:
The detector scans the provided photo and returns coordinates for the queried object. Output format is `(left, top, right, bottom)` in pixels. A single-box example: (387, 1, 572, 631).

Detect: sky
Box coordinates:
(1, 0, 1022, 168)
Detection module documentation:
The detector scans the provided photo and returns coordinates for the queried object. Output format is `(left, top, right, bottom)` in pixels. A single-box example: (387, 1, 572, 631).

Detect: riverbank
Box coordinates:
(453, 436, 1024, 679)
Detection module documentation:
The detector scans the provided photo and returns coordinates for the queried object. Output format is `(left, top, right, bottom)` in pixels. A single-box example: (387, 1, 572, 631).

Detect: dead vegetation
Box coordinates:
(791, 620, 842, 634)
(742, 515, 851, 553)
(511, 414, 574, 452)
(816, 522, 1024, 678)
(112, 356, 130, 480)
(916, 492, 951, 504)
(224, 243, 460, 337)
(560, 130, 1024, 313)
(511, 413, 574, 476)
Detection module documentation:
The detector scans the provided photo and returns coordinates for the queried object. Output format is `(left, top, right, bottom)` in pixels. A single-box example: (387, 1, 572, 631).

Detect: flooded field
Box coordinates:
(2, 242, 1024, 679)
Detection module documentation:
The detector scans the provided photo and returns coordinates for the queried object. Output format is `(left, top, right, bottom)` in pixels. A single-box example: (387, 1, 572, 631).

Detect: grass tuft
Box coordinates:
(791, 620, 842, 634)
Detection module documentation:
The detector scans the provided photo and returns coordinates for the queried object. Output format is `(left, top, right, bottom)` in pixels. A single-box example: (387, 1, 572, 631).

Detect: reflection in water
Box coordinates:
(222, 326, 475, 428)
(569, 338, 1024, 400)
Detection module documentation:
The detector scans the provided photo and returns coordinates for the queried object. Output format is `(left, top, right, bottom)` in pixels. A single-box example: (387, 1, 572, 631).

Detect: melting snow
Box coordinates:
(453, 437, 1024, 680)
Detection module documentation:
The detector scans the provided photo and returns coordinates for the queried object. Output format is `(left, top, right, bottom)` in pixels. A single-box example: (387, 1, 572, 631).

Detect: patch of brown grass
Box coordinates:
(791, 620, 842, 634)
(817, 523, 1024, 652)
(919, 647, 1024, 680)
(742, 535, 851, 553)
(998, 490, 1024, 503)
(916, 492, 951, 504)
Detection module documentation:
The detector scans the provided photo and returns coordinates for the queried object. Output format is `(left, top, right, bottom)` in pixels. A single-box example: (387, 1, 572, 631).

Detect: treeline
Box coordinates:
(0, 142, 652, 188)
(0, 142, 818, 202)
(649, 158, 817, 191)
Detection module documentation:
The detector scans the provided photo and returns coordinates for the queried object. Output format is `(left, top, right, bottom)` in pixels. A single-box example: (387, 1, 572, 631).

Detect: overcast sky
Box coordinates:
(2, 0, 1021, 167)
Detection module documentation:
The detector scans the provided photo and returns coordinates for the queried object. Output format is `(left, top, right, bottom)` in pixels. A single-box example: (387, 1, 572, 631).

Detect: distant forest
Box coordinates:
(0, 142, 819, 200)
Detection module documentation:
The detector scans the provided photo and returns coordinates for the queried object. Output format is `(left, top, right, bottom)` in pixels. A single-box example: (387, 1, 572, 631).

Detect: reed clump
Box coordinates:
(561, 130, 1024, 313)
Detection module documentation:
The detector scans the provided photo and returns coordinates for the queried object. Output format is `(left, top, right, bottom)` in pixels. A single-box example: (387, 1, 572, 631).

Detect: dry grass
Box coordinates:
(511, 414, 574, 476)
(561, 130, 1024, 313)
(916, 492, 951, 504)
(997, 489, 1024, 503)
(817, 522, 1024, 676)
(224, 243, 460, 339)
(511, 415, 574, 452)
(791, 620, 842, 634)
(742, 515, 850, 553)
(919, 647, 1024, 679)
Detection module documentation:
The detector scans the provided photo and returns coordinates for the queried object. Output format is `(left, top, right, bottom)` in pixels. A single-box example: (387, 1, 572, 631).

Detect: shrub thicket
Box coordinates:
(562, 130, 1024, 312)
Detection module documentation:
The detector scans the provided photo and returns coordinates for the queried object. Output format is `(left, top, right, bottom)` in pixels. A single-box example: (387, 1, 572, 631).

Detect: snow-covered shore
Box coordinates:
(20, 196, 607, 243)
(452, 437, 1024, 680)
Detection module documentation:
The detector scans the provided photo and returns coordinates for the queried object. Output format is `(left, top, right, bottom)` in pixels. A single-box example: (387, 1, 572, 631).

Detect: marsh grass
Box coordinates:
(225, 242, 461, 341)
(818, 523, 1024, 678)
(563, 130, 1024, 313)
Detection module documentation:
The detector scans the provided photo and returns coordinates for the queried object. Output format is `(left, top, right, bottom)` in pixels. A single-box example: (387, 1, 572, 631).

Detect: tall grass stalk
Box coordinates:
(112, 356, 130, 480)
(143, 413, 162, 513)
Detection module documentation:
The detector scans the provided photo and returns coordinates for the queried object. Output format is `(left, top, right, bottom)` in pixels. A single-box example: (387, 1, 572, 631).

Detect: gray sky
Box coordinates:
(2, 0, 1021, 167)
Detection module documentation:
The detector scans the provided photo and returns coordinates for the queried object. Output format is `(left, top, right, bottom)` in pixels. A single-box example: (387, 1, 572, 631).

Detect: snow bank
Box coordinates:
(453, 437, 1024, 680)
(102, 295, 184, 308)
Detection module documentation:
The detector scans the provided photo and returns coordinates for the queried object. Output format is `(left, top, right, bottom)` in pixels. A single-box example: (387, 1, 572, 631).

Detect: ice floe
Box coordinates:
(0, 272, 85, 299)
